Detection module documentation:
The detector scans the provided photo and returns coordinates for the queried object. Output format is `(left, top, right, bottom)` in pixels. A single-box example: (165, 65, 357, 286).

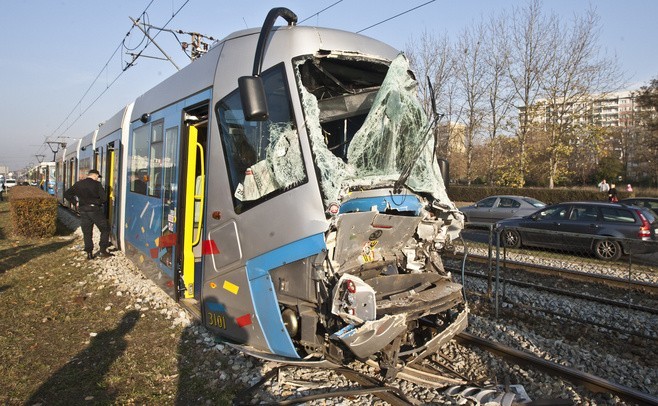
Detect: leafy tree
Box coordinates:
(492, 137, 524, 187)
(636, 78, 658, 186)
(596, 156, 624, 184)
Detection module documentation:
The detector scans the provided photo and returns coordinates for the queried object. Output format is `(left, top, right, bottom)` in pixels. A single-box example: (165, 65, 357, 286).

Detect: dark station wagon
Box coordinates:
(496, 201, 658, 260)
(619, 197, 658, 217)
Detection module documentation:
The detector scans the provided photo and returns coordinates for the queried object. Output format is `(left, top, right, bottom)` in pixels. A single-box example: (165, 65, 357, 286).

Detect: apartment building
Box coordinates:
(520, 90, 653, 129)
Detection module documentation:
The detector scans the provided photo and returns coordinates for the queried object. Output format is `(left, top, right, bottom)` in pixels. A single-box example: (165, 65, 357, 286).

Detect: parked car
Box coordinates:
(4, 179, 17, 189)
(619, 197, 658, 217)
(460, 195, 546, 224)
(496, 201, 658, 260)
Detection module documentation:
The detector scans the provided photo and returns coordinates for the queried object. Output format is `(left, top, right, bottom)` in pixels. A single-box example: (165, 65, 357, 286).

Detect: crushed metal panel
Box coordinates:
(333, 211, 421, 270)
(331, 313, 407, 358)
(331, 274, 376, 324)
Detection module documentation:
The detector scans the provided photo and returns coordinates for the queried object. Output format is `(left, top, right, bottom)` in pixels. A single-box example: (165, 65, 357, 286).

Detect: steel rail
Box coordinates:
(451, 266, 658, 315)
(457, 332, 658, 406)
(448, 252, 658, 295)
(231, 365, 417, 406)
(365, 359, 467, 388)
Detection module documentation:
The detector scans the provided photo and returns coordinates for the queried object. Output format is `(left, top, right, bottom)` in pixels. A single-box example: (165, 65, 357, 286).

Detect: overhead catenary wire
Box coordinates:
(357, 0, 436, 33)
(299, 0, 344, 24)
(43, 0, 157, 147)
(124, 0, 191, 71)
(39, 0, 434, 161)
(42, 0, 191, 156)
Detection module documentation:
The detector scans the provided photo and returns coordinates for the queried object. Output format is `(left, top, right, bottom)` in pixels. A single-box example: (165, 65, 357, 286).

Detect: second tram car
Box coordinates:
(54, 8, 468, 376)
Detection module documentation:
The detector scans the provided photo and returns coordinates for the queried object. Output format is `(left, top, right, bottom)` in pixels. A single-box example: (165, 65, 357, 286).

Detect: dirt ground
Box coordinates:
(0, 200, 236, 405)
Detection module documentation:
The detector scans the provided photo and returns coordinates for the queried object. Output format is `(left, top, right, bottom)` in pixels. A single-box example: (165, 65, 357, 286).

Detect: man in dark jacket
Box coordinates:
(64, 169, 113, 259)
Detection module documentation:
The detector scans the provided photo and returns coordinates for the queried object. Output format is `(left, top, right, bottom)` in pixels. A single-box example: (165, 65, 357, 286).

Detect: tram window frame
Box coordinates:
(79, 157, 92, 180)
(149, 121, 164, 198)
(216, 63, 308, 214)
(130, 124, 150, 195)
(162, 126, 178, 203)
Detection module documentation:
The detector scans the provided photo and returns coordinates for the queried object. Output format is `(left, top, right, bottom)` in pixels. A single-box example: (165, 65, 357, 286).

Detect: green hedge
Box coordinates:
(8, 186, 58, 237)
(446, 185, 654, 205)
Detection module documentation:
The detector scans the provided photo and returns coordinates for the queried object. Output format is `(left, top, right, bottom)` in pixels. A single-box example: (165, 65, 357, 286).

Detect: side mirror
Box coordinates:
(239, 7, 297, 122)
(238, 76, 268, 121)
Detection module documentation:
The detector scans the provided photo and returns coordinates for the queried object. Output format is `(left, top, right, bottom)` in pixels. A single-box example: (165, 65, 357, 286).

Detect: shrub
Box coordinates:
(8, 186, 58, 237)
(446, 185, 654, 205)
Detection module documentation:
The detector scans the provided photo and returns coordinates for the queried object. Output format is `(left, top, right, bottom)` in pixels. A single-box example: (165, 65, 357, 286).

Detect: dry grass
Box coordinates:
(0, 200, 237, 405)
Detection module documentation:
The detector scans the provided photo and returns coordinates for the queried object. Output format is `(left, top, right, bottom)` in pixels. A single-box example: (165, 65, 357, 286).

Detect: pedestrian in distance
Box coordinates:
(598, 179, 610, 193)
(64, 169, 113, 260)
(608, 183, 618, 203)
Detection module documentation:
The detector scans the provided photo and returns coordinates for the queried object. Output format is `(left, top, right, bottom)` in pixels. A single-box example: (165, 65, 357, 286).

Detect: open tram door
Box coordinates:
(177, 107, 208, 304)
(105, 142, 120, 248)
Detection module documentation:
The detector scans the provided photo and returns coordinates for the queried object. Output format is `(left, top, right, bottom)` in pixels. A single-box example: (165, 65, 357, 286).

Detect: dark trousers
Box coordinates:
(80, 208, 111, 253)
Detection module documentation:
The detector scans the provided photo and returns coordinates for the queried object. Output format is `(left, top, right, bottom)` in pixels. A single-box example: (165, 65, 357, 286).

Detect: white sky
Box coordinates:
(1, 0, 656, 171)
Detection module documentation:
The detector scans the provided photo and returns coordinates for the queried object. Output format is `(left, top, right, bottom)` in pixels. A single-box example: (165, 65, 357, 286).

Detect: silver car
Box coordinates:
(461, 195, 546, 224)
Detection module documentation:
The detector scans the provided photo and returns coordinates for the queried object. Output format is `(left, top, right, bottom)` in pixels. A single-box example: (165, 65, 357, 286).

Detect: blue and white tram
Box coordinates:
(30, 162, 56, 195)
(62, 8, 468, 374)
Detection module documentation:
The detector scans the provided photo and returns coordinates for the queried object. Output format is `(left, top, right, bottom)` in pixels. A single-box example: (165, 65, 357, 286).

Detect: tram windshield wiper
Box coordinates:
(392, 113, 440, 194)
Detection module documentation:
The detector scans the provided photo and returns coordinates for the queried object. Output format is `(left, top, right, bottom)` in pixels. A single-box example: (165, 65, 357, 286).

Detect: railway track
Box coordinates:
(446, 250, 658, 339)
(232, 331, 658, 405)
(447, 252, 658, 296)
(376, 331, 658, 405)
(451, 265, 658, 315)
(457, 332, 658, 406)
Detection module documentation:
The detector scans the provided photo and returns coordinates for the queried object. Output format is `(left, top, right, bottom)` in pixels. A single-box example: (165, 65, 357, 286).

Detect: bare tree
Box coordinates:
(540, 8, 623, 188)
(454, 21, 488, 185)
(506, 0, 555, 187)
(405, 31, 459, 159)
(482, 12, 514, 185)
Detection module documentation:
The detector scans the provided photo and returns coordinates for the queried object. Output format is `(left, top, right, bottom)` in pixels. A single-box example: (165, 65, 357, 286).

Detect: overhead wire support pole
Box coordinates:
(128, 53, 170, 62)
(45, 141, 66, 162)
(129, 16, 181, 71)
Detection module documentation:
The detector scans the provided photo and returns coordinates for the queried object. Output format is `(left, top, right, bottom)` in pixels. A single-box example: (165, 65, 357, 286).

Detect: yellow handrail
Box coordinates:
(193, 141, 205, 246)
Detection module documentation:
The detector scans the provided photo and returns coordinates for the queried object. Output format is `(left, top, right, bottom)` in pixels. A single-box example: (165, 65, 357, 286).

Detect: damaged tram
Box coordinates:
(208, 8, 468, 374)
(59, 7, 468, 376)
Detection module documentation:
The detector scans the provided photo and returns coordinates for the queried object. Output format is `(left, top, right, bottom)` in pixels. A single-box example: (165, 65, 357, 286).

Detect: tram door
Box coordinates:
(178, 111, 208, 301)
(106, 143, 119, 247)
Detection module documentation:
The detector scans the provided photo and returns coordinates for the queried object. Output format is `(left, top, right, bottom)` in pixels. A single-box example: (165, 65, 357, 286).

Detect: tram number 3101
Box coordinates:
(207, 312, 227, 329)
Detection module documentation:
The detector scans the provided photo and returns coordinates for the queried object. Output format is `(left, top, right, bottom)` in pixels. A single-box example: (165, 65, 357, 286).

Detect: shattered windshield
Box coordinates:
(297, 53, 449, 208)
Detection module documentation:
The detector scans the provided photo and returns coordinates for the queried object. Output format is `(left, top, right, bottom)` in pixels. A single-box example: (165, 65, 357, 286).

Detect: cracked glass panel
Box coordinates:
(217, 63, 307, 213)
(297, 53, 449, 208)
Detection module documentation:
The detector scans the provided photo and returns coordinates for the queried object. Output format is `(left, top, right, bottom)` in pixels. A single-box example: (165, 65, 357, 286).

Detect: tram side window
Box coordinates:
(131, 125, 150, 195)
(149, 122, 164, 197)
(216, 64, 307, 213)
(79, 157, 91, 180)
(162, 126, 178, 202)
